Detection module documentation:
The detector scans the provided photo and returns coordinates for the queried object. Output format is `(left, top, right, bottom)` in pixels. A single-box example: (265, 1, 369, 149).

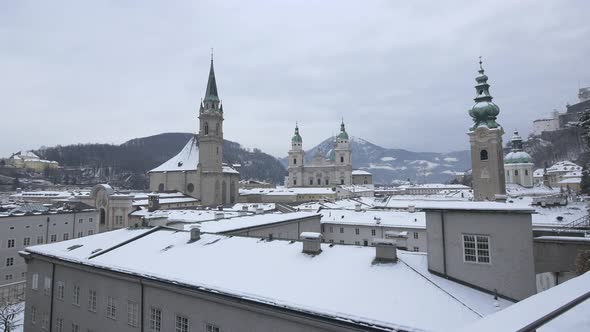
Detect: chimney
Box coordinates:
(300, 232, 322, 255)
(189, 227, 200, 241)
(408, 204, 415, 213)
(373, 238, 397, 263)
(148, 193, 160, 212)
(217, 205, 223, 211)
(214, 212, 224, 220)
(355, 203, 361, 212)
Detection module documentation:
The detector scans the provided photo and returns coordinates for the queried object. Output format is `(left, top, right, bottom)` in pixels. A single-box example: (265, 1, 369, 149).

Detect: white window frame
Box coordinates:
(88, 289, 97, 312)
(44, 277, 51, 296)
(56, 317, 64, 332)
(149, 306, 162, 332)
(106, 296, 117, 320)
(24, 237, 31, 246)
(462, 234, 491, 264)
(7, 239, 15, 248)
(205, 323, 221, 332)
(56, 281, 65, 300)
(127, 301, 139, 327)
(72, 285, 80, 306)
(32, 273, 39, 290)
(175, 314, 189, 332)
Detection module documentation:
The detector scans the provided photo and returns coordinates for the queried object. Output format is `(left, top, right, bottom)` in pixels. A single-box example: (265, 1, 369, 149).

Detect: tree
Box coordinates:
(581, 165, 590, 194)
(0, 300, 24, 332)
(576, 249, 590, 275)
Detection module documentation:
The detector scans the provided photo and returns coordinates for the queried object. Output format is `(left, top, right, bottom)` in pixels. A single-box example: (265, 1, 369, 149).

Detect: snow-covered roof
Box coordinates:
(547, 161, 582, 174)
(222, 165, 240, 174)
(504, 150, 533, 164)
(397, 183, 470, 190)
(149, 136, 199, 173)
(533, 168, 545, 178)
(230, 203, 276, 212)
(131, 209, 240, 223)
(27, 228, 512, 331)
(558, 178, 582, 184)
(197, 211, 319, 233)
(320, 209, 425, 229)
(458, 271, 590, 332)
(132, 196, 199, 207)
(352, 170, 372, 175)
(240, 187, 336, 196)
(377, 198, 535, 213)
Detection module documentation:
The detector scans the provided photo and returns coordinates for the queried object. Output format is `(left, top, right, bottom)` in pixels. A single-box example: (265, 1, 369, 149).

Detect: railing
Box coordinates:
(0, 281, 26, 303)
(550, 214, 590, 234)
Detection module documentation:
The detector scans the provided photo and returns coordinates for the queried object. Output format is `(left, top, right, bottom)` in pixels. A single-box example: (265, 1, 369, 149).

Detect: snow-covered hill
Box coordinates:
(281, 136, 470, 184)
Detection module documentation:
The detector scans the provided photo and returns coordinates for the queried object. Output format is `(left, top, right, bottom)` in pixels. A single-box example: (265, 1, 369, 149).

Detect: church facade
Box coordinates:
(149, 58, 240, 206)
(287, 122, 353, 187)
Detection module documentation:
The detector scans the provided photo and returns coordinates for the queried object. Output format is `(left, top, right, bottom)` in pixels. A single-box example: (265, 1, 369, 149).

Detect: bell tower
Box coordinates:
(288, 124, 305, 187)
(198, 55, 224, 205)
(467, 58, 506, 201)
(334, 120, 352, 185)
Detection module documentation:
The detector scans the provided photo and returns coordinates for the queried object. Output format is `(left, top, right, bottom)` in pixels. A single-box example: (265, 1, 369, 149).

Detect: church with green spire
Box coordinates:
(287, 121, 354, 187)
(148, 56, 240, 206)
(467, 58, 507, 201)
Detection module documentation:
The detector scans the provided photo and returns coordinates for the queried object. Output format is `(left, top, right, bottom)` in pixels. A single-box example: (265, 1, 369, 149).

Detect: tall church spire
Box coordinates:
(204, 54, 219, 102)
(468, 57, 500, 130)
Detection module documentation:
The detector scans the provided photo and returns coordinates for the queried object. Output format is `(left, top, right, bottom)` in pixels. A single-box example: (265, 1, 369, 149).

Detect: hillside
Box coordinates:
(35, 133, 286, 189)
(281, 137, 471, 184)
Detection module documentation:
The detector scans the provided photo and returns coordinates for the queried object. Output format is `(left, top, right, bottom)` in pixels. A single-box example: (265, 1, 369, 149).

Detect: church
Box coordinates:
(287, 121, 353, 187)
(148, 58, 240, 206)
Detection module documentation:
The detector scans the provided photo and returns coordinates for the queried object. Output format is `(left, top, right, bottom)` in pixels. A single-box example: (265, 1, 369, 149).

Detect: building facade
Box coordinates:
(148, 58, 240, 206)
(467, 59, 506, 201)
(504, 131, 534, 188)
(287, 122, 353, 188)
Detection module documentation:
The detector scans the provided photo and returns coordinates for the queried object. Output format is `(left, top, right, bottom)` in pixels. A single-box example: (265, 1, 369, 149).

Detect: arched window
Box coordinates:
(340, 156, 344, 163)
(480, 149, 488, 161)
(309, 178, 313, 185)
(515, 170, 519, 176)
(187, 183, 194, 193)
(216, 123, 220, 136)
(525, 169, 529, 176)
(325, 178, 329, 185)
(293, 158, 297, 165)
(340, 179, 344, 185)
(317, 178, 321, 185)
(204, 122, 209, 135)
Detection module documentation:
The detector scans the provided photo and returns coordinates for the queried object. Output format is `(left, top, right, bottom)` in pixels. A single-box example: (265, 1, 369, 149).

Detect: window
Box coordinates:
(206, 323, 221, 332)
(525, 169, 529, 176)
(413, 232, 419, 239)
(175, 315, 189, 332)
(340, 179, 344, 185)
(89, 218, 93, 223)
(413, 247, 419, 252)
(127, 301, 139, 327)
(329, 226, 333, 233)
(339, 240, 344, 244)
(88, 289, 97, 312)
(329, 239, 334, 243)
(44, 277, 53, 296)
(321, 225, 324, 232)
(515, 170, 519, 176)
(71, 323, 79, 332)
(293, 158, 296, 165)
(32, 273, 39, 290)
(309, 178, 313, 185)
(355, 228, 359, 235)
(72, 285, 80, 306)
(5, 274, 13, 281)
(340, 156, 344, 163)
(354, 241, 360, 245)
(77, 232, 84, 238)
(371, 229, 376, 236)
(31, 306, 37, 324)
(480, 149, 488, 161)
(56, 317, 64, 332)
(37, 235, 44, 244)
(6, 257, 14, 266)
(63, 233, 69, 241)
(149, 307, 162, 332)
(463, 234, 490, 264)
(293, 179, 297, 186)
(317, 178, 321, 185)
(57, 282, 65, 300)
(325, 178, 329, 185)
(204, 122, 209, 135)
(7, 239, 15, 248)
(339, 227, 344, 233)
(42, 312, 49, 330)
(50, 234, 57, 243)
(24, 237, 31, 246)
(107, 296, 117, 319)
(88, 230, 94, 236)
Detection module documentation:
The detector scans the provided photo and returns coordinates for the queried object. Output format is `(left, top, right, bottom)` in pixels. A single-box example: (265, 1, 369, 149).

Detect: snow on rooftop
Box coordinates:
(377, 198, 535, 213)
(27, 229, 512, 331)
(149, 136, 199, 173)
(352, 170, 372, 175)
(222, 165, 240, 174)
(132, 197, 199, 207)
(240, 187, 336, 196)
(230, 203, 276, 212)
(197, 211, 318, 233)
(134, 209, 240, 223)
(459, 271, 590, 332)
(320, 209, 426, 229)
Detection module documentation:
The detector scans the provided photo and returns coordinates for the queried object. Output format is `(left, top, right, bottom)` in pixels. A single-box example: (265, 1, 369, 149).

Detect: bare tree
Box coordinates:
(0, 299, 24, 332)
(576, 249, 590, 275)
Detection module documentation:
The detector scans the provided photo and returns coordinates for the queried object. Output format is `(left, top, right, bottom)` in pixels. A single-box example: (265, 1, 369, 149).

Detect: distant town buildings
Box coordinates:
(532, 87, 590, 137)
(6, 151, 59, 172)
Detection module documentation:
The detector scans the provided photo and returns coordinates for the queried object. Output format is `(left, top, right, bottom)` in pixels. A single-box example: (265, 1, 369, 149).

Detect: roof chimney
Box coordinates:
(373, 238, 397, 263)
(189, 227, 200, 242)
(148, 193, 160, 212)
(301, 232, 322, 255)
(355, 203, 361, 212)
(408, 204, 415, 213)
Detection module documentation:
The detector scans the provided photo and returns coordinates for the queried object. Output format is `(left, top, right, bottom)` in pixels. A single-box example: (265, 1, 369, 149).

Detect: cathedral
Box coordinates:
(287, 121, 353, 187)
(148, 58, 240, 206)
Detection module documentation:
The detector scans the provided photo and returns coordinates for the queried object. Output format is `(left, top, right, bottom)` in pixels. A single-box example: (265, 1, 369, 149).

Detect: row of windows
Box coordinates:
(31, 276, 222, 332)
(3, 218, 94, 233)
(506, 169, 529, 176)
(321, 226, 420, 239)
(328, 239, 420, 251)
(4, 230, 95, 249)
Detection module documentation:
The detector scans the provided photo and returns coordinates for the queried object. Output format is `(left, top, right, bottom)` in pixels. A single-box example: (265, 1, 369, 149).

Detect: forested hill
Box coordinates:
(35, 133, 286, 188)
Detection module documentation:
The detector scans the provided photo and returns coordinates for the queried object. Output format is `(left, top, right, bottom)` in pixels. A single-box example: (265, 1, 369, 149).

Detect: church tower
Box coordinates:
(467, 58, 506, 201)
(334, 120, 352, 185)
(287, 124, 305, 187)
(198, 56, 224, 205)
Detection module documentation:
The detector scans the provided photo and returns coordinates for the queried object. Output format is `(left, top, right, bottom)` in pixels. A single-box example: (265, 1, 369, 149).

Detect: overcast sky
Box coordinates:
(1, 0, 589, 158)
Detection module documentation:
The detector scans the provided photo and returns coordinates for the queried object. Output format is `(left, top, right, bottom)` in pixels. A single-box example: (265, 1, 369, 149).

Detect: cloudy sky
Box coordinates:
(1, 0, 589, 158)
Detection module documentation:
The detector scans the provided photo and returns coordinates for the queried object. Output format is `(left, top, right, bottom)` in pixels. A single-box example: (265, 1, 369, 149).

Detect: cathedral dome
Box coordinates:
(504, 151, 532, 164)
